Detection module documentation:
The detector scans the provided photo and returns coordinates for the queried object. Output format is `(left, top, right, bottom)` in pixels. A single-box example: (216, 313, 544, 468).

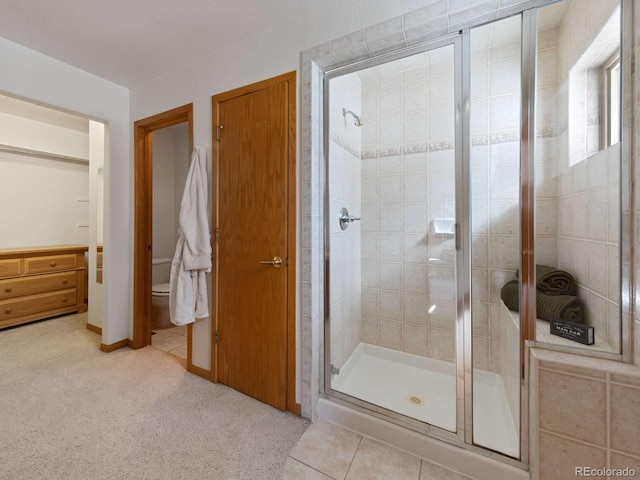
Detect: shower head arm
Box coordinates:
(342, 108, 363, 127)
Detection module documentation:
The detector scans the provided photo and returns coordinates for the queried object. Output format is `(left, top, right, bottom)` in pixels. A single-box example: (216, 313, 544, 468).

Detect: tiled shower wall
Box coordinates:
(358, 49, 457, 362)
(557, 145, 621, 348)
(535, 23, 562, 270)
(553, 0, 621, 350)
(328, 74, 362, 370)
(470, 19, 523, 373)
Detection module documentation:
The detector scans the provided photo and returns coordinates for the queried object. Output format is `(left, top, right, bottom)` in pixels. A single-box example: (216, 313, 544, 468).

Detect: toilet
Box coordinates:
(151, 257, 173, 330)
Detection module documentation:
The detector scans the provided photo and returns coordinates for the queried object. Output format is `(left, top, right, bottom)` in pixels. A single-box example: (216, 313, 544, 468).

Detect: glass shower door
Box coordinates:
(469, 14, 522, 458)
(325, 39, 461, 434)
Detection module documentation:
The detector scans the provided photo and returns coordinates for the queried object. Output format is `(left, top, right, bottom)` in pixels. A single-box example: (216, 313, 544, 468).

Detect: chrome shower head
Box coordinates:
(342, 108, 363, 127)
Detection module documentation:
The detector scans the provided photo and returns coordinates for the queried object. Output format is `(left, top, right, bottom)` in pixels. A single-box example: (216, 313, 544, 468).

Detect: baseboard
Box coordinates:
(187, 363, 211, 380)
(293, 403, 302, 416)
(86, 323, 102, 335)
(100, 339, 129, 353)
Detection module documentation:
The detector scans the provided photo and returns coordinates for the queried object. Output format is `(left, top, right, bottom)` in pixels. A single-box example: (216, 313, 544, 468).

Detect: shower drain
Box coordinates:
(407, 394, 425, 407)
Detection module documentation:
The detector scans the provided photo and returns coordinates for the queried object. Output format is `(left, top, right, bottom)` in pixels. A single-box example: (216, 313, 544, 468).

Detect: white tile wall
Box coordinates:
(357, 47, 457, 363)
(328, 73, 362, 370)
(547, 0, 621, 352)
(469, 17, 522, 373)
(557, 145, 621, 350)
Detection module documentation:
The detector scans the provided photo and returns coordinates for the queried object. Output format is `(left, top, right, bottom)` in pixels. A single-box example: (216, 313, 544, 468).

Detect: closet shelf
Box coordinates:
(0, 143, 88, 164)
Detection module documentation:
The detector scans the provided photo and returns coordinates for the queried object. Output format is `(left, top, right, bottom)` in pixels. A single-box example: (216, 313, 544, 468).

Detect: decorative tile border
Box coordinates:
(472, 131, 520, 147)
(330, 132, 360, 159)
(536, 126, 558, 138)
(360, 128, 558, 160)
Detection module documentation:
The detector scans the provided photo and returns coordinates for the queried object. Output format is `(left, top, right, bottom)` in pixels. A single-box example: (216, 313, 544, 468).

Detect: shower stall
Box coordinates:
(321, 0, 626, 465)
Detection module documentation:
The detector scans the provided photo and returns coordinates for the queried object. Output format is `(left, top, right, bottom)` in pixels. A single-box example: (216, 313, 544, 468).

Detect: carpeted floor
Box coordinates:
(0, 313, 309, 480)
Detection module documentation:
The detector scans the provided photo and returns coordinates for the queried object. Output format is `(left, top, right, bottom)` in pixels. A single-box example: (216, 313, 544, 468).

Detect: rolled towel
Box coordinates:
(500, 280, 585, 323)
(535, 265, 576, 296)
(500, 280, 520, 312)
(517, 265, 576, 296)
(536, 291, 584, 323)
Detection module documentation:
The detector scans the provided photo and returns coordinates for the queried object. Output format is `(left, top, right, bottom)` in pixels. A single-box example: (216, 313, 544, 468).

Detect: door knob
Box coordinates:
(260, 256, 283, 268)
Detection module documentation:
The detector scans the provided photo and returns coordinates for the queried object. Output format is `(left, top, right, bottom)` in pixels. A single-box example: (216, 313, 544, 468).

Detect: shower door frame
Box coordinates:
(321, 32, 519, 464)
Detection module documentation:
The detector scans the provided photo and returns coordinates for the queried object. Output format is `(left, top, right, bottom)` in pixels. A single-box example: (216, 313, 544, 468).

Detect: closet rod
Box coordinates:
(0, 143, 88, 165)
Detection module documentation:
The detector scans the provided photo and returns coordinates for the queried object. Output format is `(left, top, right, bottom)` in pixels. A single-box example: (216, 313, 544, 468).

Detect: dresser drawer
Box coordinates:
(0, 288, 77, 321)
(24, 254, 77, 274)
(0, 272, 77, 300)
(0, 259, 21, 279)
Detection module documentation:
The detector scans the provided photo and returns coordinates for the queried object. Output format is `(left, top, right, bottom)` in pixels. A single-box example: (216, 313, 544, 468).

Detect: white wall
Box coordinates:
(151, 123, 189, 286)
(0, 110, 90, 249)
(0, 150, 89, 248)
(0, 112, 89, 159)
(152, 126, 179, 260)
(130, 0, 433, 374)
(88, 121, 105, 328)
(0, 37, 130, 345)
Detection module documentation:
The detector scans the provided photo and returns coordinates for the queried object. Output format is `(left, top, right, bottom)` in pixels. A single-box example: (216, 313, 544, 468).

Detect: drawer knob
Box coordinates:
(62, 279, 68, 284)
(4, 287, 12, 293)
(62, 296, 68, 303)
(4, 307, 11, 314)
(50, 261, 57, 267)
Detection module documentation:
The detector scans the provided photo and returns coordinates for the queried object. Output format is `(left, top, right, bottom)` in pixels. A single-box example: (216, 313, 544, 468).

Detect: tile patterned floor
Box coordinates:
(284, 420, 475, 480)
(151, 325, 187, 360)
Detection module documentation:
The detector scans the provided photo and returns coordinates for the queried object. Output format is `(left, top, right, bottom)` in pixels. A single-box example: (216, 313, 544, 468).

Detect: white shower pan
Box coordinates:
(330, 343, 519, 457)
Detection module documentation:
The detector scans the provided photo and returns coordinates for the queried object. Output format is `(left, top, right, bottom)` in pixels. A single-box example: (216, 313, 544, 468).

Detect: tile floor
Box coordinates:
(151, 325, 187, 360)
(283, 420, 475, 480)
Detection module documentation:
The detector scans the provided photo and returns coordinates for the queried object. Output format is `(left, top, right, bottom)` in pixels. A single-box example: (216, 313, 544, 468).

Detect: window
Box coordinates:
(604, 56, 621, 147)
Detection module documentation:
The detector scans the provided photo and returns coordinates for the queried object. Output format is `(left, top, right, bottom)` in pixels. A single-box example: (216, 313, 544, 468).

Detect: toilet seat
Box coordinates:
(152, 283, 171, 297)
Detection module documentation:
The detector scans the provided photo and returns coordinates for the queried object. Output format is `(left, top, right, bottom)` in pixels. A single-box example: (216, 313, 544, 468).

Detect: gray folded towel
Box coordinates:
(500, 280, 585, 323)
(516, 265, 576, 296)
(536, 291, 584, 323)
(500, 280, 520, 312)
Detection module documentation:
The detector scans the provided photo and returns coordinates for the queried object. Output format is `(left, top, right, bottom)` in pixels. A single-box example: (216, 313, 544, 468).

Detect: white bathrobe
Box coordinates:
(169, 146, 212, 325)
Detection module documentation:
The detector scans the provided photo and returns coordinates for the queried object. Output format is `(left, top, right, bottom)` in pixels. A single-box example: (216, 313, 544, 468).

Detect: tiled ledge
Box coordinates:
(531, 347, 640, 381)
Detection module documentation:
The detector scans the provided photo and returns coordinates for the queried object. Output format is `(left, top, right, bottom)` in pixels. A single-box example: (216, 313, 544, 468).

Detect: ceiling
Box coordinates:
(0, 1, 573, 91)
(0, 0, 303, 88)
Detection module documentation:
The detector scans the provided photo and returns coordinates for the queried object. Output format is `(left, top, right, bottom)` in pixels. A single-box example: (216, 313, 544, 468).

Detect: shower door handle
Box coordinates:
(260, 256, 283, 268)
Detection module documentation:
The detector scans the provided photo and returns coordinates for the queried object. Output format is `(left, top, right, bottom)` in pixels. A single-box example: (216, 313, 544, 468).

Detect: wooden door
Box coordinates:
(215, 75, 294, 411)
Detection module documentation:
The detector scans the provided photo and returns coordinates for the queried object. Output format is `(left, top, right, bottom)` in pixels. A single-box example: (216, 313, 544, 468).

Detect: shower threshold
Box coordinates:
(331, 343, 518, 457)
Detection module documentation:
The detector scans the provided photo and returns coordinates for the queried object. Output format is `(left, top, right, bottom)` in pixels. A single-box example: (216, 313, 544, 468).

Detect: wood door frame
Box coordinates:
(211, 71, 298, 414)
(133, 105, 199, 371)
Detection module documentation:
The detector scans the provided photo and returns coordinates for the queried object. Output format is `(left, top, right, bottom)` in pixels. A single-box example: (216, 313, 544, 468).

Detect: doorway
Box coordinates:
(133, 104, 195, 368)
(0, 95, 105, 338)
(212, 72, 297, 413)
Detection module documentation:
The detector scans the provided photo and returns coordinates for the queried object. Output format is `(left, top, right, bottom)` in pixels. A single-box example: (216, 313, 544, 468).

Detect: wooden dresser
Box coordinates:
(96, 244, 103, 283)
(0, 245, 88, 329)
